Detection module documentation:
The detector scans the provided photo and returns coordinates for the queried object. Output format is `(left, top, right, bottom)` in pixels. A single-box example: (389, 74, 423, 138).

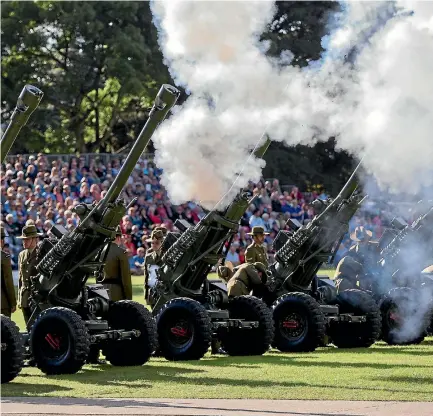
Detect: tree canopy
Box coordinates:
(1, 0, 353, 193)
(1, 0, 170, 153)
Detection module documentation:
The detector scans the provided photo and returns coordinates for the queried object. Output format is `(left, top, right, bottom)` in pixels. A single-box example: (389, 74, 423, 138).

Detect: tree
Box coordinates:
(1, 1, 170, 153)
(259, 1, 355, 193)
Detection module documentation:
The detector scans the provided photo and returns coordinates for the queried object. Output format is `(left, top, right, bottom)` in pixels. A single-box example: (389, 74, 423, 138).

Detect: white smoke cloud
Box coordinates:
(150, 0, 433, 211)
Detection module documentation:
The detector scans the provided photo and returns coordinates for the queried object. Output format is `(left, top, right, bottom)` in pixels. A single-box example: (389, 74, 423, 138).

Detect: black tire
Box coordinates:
(29, 307, 90, 375)
(156, 298, 211, 361)
(220, 295, 274, 356)
(1, 315, 24, 383)
(272, 293, 326, 352)
(380, 287, 429, 345)
(329, 289, 381, 348)
(102, 300, 157, 366)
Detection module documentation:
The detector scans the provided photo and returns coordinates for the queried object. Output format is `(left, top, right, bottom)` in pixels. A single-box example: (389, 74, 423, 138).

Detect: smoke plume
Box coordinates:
(150, 0, 433, 209)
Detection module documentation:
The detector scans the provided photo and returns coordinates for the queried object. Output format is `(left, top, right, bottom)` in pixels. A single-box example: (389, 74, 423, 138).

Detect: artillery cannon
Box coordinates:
(353, 203, 433, 345)
(149, 137, 274, 361)
(243, 160, 382, 352)
(17, 84, 180, 375)
(1, 85, 43, 383)
(1, 84, 43, 163)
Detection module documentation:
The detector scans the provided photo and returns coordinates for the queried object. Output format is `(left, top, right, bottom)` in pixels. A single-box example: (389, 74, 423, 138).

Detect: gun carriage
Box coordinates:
(356, 203, 433, 345)
(248, 161, 382, 352)
(1, 85, 43, 383)
(5, 84, 180, 377)
(149, 138, 275, 361)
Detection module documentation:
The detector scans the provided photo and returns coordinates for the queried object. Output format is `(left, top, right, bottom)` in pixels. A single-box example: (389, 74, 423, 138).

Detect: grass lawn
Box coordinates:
(5, 268, 432, 401)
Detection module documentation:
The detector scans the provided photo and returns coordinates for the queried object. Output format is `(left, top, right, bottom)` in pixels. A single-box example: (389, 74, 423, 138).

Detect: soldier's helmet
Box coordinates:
(253, 262, 268, 275)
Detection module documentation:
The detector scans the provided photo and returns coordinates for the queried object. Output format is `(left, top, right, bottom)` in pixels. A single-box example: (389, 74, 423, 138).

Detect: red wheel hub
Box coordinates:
(170, 326, 189, 337)
(45, 333, 61, 350)
(282, 320, 299, 329)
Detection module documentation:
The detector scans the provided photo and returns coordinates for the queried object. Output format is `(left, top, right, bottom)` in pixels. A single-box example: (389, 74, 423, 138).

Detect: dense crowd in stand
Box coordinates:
(1, 153, 418, 272)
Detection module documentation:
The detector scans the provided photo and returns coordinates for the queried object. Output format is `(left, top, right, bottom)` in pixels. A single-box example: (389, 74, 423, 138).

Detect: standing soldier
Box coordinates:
(1, 227, 16, 318)
(143, 228, 165, 308)
(98, 227, 132, 302)
(245, 226, 269, 267)
(17, 224, 43, 326)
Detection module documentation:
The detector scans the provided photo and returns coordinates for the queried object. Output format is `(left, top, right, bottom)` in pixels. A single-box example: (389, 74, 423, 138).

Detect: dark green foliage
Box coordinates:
(1, 0, 170, 153)
(1, 0, 353, 193)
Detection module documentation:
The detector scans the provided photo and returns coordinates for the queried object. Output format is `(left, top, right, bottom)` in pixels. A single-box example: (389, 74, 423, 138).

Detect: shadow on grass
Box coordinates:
(1, 382, 72, 395)
(307, 346, 433, 356)
(6, 363, 431, 397)
(373, 375, 433, 385)
(1, 397, 361, 416)
(182, 354, 432, 370)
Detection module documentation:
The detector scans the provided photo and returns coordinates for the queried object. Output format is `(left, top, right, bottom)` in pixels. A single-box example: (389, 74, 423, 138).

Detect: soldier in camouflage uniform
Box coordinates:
(97, 227, 132, 302)
(334, 226, 380, 293)
(1, 227, 16, 317)
(17, 224, 43, 325)
(226, 262, 268, 297)
(245, 226, 269, 267)
(143, 228, 165, 307)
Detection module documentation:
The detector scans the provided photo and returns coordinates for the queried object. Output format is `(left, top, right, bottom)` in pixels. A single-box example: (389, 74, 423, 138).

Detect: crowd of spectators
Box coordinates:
(0, 153, 420, 272)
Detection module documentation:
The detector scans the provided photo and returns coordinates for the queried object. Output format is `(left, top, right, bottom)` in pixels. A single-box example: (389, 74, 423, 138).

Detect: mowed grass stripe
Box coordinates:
(5, 269, 432, 401)
(2, 342, 433, 400)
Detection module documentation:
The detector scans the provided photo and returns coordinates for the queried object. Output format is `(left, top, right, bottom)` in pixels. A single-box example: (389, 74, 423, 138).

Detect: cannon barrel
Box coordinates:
(253, 134, 271, 159)
(1, 85, 44, 163)
(98, 84, 180, 209)
(314, 158, 363, 221)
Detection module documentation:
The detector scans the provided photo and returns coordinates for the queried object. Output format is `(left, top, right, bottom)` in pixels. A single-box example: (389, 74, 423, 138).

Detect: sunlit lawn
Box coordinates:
(8, 268, 431, 401)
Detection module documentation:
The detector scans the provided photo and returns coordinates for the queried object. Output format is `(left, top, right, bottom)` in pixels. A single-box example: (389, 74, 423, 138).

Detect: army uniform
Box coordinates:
(143, 229, 165, 307)
(226, 262, 268, 297)
(245, 226, 269, 267)
(1, 228, 16, 317)
(334, 256, 363, 293)
(98, 240, 132, 302)
(16, 225, 43, 325)
(334, 226, 380, 294)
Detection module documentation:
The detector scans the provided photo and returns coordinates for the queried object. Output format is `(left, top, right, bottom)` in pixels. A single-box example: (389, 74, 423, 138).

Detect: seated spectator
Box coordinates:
(132, 247, 146, 274)
(225, 243, 241, 267)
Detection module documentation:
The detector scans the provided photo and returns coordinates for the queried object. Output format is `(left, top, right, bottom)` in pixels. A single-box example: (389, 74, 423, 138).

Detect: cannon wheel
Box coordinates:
(271, 292, 326, 352)
(329, 289, 381, 348)
(380, 287, 429, 345)
(220, 295, 274, 356)
(102, 300, 157, 366)
(1, 315, 24, 383)
(29, 307, 90, 375)
(156, 297, 211, 361)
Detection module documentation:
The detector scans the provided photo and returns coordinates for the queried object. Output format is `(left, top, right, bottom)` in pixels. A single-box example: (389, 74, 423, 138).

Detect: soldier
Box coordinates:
(245, 226, 269, 267)
(143, 228, 165, 307)
(334, 226, 380, 293)
(226, 262, 269, 297)
(1, 227, 17, 317)
(98, 227, 132, 302)
(17, 224, 43, 325)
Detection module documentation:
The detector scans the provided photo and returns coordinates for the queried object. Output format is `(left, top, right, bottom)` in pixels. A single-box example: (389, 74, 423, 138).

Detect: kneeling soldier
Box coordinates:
(227, 262, 268, 297)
